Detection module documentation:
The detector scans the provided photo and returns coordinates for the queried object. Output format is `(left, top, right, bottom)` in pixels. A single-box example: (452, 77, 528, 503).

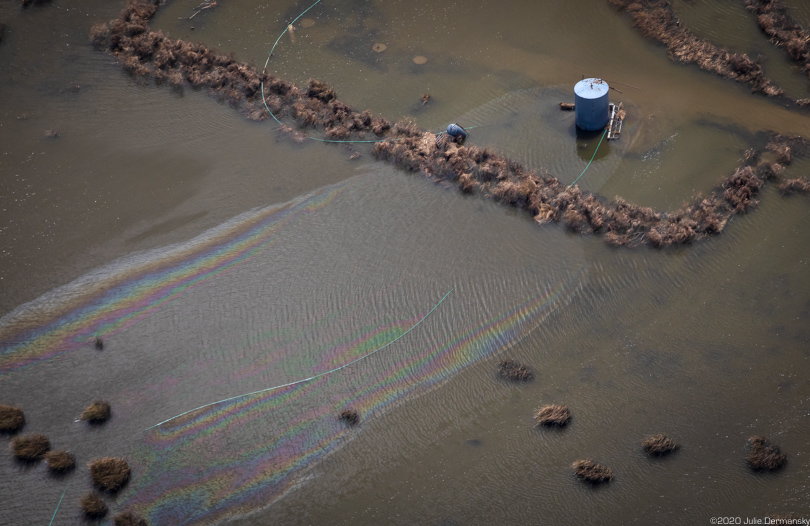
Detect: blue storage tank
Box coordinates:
(574, 78, 610, 131)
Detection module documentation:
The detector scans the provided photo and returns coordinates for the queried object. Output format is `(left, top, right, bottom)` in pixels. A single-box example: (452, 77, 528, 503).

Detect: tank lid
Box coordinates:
(574, 78, 609, 99)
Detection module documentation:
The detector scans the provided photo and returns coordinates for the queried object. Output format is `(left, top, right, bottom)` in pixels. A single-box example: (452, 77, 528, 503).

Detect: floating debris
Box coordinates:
(420, 93, 431, 105)
(0, 404, 25, 433)
(641, 434, 679, 456)
(339, 409, 360, 426)
(372, 43, 387, 52)
(81, 401, 112, 424)
(747, 435, 786, 471)
(44, 129, 59, 138)
(185, 0, 216, 20)
(10, 433, 50, 461)
(498, 359, 533, 382)
(45, 450, 76, 473)
(572, 459, 613, 484)
(534, 404, 571, 427)
(94, 337, 104, 350)
(300, 18, 315, 28)
(88, 457, 131, 492)
(412, 55, 427, 65)
(559, 102, 575, 110)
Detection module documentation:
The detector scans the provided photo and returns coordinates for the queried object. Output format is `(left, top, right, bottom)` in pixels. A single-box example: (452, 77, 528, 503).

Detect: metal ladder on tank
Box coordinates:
(606, 102, 624, 140)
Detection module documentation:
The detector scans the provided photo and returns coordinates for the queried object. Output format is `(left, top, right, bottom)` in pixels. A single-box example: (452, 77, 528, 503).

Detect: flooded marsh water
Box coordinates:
(1, 0, 809, 524)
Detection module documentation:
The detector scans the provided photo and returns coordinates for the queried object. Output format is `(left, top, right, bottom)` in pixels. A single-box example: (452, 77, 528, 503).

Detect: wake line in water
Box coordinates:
(145, 289, 453, 430)
(119, 276, 579, 525)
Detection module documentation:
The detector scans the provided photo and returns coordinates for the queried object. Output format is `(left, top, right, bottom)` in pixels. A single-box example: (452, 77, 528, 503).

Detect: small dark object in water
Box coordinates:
(44, 129, 59, 138)
(534, 404, 571, 427)
(339, 409, 359, 426)
(747, 435, 786, 471)
(45, 450, 76, 472)
(10, 433, 50, 461)
(80, 493, 108, 519)
(94, 337, 104, 350)
(498, 359, 533, 381)
(113, 510, 148, 526)
(88, 457, 131, 492)
(81, 401, 112, 424)
(641, 433, 679, 456)
(559, 102, 575, 110)
(0, 404, 25, 433)
(572, 459, 613, 484)
(421, 93, 430, 105)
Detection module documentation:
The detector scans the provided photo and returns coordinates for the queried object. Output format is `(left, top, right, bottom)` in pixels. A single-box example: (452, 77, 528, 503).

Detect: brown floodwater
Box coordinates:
(1, 0, 808, 524)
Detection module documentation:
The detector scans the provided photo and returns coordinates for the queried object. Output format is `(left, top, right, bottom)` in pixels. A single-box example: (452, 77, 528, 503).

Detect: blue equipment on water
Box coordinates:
(574, 78, 610, 131)
(446, 123, 468, 140)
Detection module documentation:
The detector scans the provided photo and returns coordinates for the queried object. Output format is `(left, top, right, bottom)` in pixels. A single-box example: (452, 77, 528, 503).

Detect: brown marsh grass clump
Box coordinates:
(572, 459, 613, 484)
(608, 0, 784, 97)
(80, 493, 108, 519)
(339, 409, 360, 426)
(642, 434, 680, 456)
(113, 510, 148, 526)
(45, 450, 76, 473)
(0, 404, 25, 433)
(746, 0, 810, 80)
(88, 457, 131, 492)
(534, 405, 571, 427)
(81, 401, 111, 424)
(747, 435, 787, 471)
(778, 177, 810, 195)
(498, 359, 534, 382)
(10, 433, 50, 461)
